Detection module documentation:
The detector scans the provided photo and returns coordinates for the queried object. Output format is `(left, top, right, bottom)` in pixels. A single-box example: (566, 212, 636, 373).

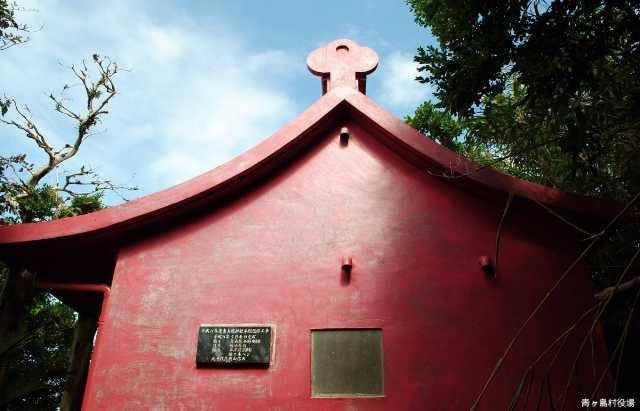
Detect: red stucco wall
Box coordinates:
(84, 119, 608, 410)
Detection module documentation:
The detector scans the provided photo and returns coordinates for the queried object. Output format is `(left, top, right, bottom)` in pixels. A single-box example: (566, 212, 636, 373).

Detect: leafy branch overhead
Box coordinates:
(407, 0, 640, 201)
(0, 0, 30, 50)
(0, 54, 137, 224)
(407, 0, 640, 400)
(0, 3, 138, 409)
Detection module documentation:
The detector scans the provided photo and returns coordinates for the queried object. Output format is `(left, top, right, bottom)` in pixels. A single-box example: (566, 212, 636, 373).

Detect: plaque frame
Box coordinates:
(196, 323, 275, 368)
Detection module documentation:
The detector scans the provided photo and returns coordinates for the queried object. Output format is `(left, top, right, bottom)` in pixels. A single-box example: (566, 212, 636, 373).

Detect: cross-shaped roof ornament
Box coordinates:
(307, 39, 379, 95)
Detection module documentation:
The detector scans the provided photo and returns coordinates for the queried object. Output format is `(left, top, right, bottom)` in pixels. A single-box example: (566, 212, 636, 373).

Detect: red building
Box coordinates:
(0, 39, 616, 410)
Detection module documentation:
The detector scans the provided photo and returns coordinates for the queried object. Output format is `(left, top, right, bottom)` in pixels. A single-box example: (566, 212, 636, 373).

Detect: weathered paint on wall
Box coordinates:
(84, 119, 608, 410)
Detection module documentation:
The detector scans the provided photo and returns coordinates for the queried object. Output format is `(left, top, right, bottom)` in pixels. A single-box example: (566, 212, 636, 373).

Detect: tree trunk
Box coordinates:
(61, 311, 98, 411)
(0, 264, 36, 405)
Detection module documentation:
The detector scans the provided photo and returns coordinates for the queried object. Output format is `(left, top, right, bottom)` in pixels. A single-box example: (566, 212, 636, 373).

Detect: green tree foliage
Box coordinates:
(407, 0, 640, 200)
(406, 79, 573, 184)
(0, 162, 106, 225)
(0, 0, 29, 50)
(0, 53, 131, 225)
(407, 0, 640, 396)
(0, 3, 135, 408)
(0, 270, 76, 409)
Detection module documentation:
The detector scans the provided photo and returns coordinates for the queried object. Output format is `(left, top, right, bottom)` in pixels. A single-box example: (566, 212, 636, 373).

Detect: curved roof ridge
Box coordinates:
(343, 90, 620, 219)
(0, 90, 345, 245)
(0, 87, 619, 247)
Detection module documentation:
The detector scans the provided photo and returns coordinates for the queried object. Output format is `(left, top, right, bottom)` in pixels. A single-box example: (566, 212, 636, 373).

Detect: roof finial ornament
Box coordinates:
(307, 39, 379, 95)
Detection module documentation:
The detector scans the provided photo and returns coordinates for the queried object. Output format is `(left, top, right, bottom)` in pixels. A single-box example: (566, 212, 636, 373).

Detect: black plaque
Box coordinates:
(196, 325, 271, 367)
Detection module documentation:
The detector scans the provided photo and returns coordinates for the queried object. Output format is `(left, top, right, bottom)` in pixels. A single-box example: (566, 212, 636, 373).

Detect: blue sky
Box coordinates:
(1, 0, 436, 204)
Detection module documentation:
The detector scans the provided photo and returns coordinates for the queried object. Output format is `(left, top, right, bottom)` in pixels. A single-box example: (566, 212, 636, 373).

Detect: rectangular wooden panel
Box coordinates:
(311, 329, 383, 397)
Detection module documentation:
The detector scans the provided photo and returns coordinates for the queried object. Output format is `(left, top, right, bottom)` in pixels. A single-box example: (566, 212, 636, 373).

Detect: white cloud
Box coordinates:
(0, 0, 300, 201)
(379, 52, 432, 108)
(246, 50, 296, 73)
(151, 79, 296, 186)
(141, 26, 189, 62)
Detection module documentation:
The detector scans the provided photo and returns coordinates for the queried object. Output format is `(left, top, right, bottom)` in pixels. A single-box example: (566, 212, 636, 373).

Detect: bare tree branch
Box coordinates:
(508, 302, 601, 409)
(471, 190, 640, 411)
(2, 55, 120, 186)
(53, 166, 136, 201)
(590, 286, 640, 398)
(70, 63, 92, 111)
(1, 101, 54, 161)
(557, 246, 640, 408)
(426, 137, 562, 180)
(0, 54, 135, 223)
(49, 93, 80, 121)
(595, 275, 640, 300)
(533, 198, 595, 237)
(494, 192, 514, 277)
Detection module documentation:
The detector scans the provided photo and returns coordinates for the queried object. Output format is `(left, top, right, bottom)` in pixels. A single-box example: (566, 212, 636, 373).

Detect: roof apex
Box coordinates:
(0, 81, 621, 249)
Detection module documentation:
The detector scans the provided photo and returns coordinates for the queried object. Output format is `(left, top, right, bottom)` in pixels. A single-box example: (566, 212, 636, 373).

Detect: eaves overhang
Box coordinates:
(0, 66, 621, 252)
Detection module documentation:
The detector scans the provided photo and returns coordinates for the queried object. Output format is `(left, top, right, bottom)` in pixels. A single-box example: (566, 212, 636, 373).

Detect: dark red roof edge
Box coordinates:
(0, 87, 620, 247)
(344, 90, 620, 219)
